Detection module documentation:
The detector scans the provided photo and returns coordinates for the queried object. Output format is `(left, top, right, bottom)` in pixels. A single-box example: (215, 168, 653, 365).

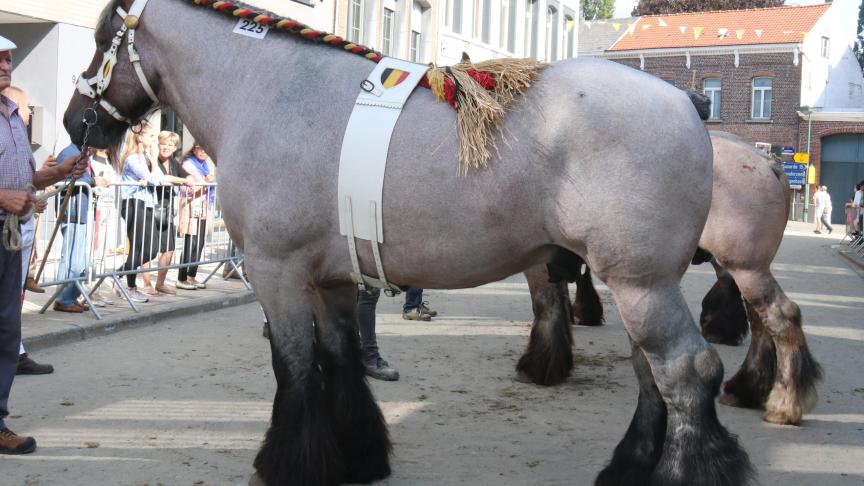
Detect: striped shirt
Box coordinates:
(0, 94, 36, 219)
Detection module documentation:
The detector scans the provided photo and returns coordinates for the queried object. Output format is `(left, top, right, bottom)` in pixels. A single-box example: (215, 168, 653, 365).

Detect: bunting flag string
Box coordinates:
(657, 17, 667, 27)
(755, 29, 763, 37)
(642, 24, 651, 31)
(718, 28, 728, 38)
(736, 29, 745, 39)
(627, 23, 636, 35)
(612, 22, 621, 31)
(577, 18, 810, 45)
(679, 26, 687, 34)
(693, 26, 704, 40)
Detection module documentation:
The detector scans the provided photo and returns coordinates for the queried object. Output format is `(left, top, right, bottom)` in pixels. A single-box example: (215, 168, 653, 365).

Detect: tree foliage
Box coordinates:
(854, 0, 864, 70)
(634, 0, 783, 16)
(581, 0, 615, 20)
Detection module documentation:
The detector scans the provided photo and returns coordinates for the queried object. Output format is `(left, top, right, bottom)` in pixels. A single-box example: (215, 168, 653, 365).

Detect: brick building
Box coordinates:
(579, 2, 864, 223)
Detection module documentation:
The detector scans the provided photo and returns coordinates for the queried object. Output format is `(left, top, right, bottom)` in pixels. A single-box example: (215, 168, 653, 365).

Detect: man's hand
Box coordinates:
(34, 199, 47, 214)
(58, 153, 87, 180)
(0, 189, 33, 216)
(43, 154, 57, 168)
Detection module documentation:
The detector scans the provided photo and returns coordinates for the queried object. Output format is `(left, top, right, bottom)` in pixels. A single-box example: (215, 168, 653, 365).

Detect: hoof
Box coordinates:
(249, 472, 268, 486)
(514, 370, 533, 384)
(762, 409, 801, 426)
(718, 392, 744, 408)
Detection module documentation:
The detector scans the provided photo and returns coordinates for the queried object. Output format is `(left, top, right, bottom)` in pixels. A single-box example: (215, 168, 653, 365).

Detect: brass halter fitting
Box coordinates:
(124, 15, 140, 29)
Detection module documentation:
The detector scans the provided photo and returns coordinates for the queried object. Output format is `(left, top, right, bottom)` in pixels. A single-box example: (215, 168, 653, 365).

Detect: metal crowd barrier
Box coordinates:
(27, 180, 248, 320)
(842, 205, 864, 260)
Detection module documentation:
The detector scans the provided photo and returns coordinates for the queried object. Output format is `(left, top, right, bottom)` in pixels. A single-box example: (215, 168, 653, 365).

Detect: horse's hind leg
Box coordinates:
(249, 257, 390, 486)
(700, 261, 749, 345)
(600, 279, 755, 485)
(573, 266, 604, 327)
(721, 269, 822, 425)
(596, 341, 666, 485)
(516, 265, 574, 385)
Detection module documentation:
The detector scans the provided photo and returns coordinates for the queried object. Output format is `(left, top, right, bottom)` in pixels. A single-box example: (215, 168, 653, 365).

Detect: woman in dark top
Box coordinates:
(141, 131, 193, 295)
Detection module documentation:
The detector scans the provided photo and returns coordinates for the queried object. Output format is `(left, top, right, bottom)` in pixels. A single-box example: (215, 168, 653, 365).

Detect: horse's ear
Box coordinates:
(461, 52, 472, 63)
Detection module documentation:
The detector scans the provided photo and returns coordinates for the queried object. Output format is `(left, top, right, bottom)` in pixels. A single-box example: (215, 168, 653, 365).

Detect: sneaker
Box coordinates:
(402, 307, 431, 321)
(364, 357, 399, 381)
(16, 354, 54, 375)
(126, 288, 149, 303)
(420, 301, 437, 317)
(175, 281, 197, 290)
(0, 428, 36, 454)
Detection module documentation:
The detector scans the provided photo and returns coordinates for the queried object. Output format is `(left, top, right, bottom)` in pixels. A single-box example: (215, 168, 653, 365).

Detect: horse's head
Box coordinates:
(64, 0, 160, 148)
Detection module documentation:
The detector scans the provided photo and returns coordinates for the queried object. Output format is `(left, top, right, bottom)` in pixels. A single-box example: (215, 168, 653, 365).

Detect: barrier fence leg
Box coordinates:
(111, 275, 141, 313)
(76, 280, 102, 320)
(39, 284, 65, 314)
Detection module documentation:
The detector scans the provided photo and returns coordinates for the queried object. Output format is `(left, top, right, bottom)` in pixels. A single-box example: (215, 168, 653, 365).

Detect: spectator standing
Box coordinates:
(812, 186, 825, 234)
(357, 289, 399, 381)
(852, 181, 863, 240)
(88, 148, 118, 307)
(402, 287, 436, 321)
(117, 123, 165, 303)
(141, 131, 193, 294)
(0, 34, 86, 453)
(176, 142, 214, 290)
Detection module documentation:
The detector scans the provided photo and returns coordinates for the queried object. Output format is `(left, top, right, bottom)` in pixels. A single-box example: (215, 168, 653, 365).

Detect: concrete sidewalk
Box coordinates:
(20, 263, 257, 353)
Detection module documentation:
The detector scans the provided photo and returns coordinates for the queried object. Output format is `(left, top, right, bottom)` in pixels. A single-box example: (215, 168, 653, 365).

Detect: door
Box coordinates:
(820, 134, 864, 225)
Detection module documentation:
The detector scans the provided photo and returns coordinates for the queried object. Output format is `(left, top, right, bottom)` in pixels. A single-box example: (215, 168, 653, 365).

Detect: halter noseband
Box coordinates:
(76, 0, 159, 124)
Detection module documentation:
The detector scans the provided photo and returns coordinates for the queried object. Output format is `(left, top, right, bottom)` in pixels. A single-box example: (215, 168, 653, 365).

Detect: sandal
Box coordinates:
(141, 285, 160, 296)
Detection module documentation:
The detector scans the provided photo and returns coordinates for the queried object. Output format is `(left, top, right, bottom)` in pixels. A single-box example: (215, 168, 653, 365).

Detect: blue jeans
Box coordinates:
(403, 287, 423, 313)
(57, 222, 91, 306)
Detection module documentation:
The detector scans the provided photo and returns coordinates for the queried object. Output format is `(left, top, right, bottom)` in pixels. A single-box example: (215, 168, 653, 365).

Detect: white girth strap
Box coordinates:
(338, 57, 429, 293)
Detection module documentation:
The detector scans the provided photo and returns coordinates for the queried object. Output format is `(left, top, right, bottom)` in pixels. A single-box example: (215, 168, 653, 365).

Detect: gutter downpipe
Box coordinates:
(803, 110, 812, 223)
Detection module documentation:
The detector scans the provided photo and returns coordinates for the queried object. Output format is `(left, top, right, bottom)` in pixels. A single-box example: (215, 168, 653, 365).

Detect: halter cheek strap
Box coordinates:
(76, 0, 158, 124)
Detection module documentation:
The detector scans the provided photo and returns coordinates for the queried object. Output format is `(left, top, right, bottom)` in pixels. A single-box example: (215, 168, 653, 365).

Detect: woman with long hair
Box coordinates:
(176, 142, 215, 290)
(116, 123, 165, 303)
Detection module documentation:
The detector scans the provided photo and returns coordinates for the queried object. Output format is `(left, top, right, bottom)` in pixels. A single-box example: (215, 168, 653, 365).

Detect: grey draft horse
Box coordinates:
(63, 1, 755, 484)
(519, 132, 822, 426)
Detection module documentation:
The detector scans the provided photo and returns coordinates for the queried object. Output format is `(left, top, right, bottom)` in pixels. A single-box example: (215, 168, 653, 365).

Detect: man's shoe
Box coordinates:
(25, 277, 44, 293)
(402, 307, 431, 321)
(16, 354, 54, 375)
(53, 302, 85, 313)
(0, 428, 36, 454)
(813, 230, 822, 234)
(364, 357, 399, 381)
(420, 301, 437, 317)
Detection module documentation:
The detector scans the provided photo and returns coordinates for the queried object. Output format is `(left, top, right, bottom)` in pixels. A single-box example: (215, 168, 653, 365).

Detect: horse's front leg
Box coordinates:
(721, 269, 822, 425)
(248, 255, 390, 486)
(516, 264, 574, 386)
(601, 280, 756, 486)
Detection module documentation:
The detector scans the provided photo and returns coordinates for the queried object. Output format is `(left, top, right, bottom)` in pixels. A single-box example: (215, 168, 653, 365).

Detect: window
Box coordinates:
(751, 77, 772, 119)
(546, 4, 559, 61)
(348, 0, 364, 43)
(500, 0, 516, 52)
(481, 0, 492, 44)
(410, 30, 421, 61)
(703, 78, 721, 120)
(821, 36, 830, 58)
(452, 0, 463, 34)
(563, 13, 575, 58)
(382, 8, 395, 56)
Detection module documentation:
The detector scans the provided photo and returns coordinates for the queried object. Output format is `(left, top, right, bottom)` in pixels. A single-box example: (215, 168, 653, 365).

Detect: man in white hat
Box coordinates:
(0, 33, 86, 454)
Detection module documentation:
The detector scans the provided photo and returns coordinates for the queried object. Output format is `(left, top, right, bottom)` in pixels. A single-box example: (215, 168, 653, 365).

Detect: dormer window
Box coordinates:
(821, 36, 830, 58)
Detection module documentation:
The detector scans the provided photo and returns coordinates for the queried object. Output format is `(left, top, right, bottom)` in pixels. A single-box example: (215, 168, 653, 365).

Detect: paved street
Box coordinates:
(1, 222, 862, 485)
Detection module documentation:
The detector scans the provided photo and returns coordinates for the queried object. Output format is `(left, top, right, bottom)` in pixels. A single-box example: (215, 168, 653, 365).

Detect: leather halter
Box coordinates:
(76, 0, 159, 124)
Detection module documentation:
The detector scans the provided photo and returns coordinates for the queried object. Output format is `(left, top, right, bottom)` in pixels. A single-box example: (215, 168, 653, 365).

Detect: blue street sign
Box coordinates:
(782, 146, 795, 156)
(782, 162, 805, 186)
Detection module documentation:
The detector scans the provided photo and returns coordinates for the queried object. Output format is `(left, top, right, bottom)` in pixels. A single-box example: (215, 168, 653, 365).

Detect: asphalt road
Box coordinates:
(2, 225, 862, 485)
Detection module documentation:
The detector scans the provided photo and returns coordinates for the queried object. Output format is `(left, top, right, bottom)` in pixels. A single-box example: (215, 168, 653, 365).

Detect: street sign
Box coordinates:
(808, 165, 816, 184)
(793, 153, 809, 163)
(783, 162, 805, 187)
(782, 146, 795, 156)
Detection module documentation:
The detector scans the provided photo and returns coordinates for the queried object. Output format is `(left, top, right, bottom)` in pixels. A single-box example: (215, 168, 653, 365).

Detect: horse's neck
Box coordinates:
(143, 0, 369, 158)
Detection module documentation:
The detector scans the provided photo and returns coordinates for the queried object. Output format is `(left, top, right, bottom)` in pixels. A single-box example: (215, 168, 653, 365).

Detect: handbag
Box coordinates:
(152, 203, 170, 229)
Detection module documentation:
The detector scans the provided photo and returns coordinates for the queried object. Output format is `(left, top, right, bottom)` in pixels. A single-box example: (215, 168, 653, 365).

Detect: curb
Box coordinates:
(23, 291, 258, 352)
(837, 247, 864, 275)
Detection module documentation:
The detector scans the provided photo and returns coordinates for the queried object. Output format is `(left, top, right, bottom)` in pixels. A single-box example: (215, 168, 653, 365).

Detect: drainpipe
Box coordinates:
(803, 110, 813, 223)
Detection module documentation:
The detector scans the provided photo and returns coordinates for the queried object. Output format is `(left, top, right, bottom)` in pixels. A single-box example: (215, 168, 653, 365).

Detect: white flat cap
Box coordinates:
(0, 34, 17, 51)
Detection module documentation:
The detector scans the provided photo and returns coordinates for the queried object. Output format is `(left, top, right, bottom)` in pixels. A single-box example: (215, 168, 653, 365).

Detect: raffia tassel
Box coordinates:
(425, 65, 447, 103)
(448, 66, 504, 174)
(473, 58, 548, 106)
